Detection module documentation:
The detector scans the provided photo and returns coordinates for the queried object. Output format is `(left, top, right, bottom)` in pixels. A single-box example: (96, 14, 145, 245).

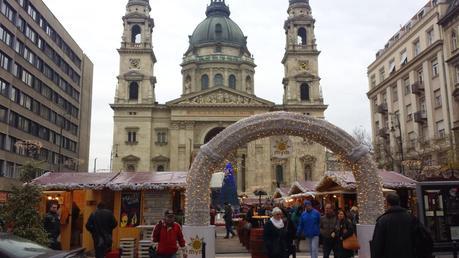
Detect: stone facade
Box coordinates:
(367, 0, 459, 177)
(111, 0, 328, 194)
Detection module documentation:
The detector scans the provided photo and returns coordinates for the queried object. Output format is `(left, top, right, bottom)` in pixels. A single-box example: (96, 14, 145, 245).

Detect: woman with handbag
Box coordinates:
(263, 207, 289, 258)
(332, 209, 356, 258)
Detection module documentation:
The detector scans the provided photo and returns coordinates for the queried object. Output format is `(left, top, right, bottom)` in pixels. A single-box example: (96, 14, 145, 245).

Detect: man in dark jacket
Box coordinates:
(320, 204, 336, 258)
(371, 193, 415, 258)
(86, 203, 117, 258)
(44, 202, 61, 250)
(223, 202, 236, 238)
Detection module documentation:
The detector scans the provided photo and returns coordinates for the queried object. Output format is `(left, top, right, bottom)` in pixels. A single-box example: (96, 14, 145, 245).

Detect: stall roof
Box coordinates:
(273, 187, 291, 199)
(316, 170, 417, 192)
(288, 180, 318, 195)
(107, 172, 187, 191)
(30, 172, 119, 190)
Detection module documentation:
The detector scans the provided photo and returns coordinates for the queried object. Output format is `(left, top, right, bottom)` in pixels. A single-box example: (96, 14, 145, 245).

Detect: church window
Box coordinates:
(298, 27, 307, 45)
(215, 23, 222, 39)
(304, 164, 312, 181)
(157, 131, 167, 144)
(131, 25, 141, 44)
(300, 83, 310, 101)
(275, 165, 284, 186)
(201, 74, 209, 90)
(129, 82, 139, 100)
(157, 165, 165, 172)
(228, 75, 236, 89)
(127, 131, 137, 143)
(127, 164, 136, 172)
(245, 76, 252, 92)
(452, 31, 457, 51)
(214, 74, 223, 86)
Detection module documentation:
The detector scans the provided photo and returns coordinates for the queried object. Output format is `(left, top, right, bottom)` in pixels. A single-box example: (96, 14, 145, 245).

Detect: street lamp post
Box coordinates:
(390, 113, 404, 174)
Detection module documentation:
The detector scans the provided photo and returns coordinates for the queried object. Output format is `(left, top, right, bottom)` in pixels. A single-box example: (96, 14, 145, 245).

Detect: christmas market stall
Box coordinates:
(106, 171, 187, 253)
(287, 180, 318, 206)
(315, 170, 417, 211)
(30, 172, 119, 251)
(272, 186, 290, 204)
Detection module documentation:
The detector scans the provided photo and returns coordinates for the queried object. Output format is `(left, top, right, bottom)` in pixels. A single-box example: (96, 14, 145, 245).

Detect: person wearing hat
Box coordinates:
(296, 200, 321, 258)
(152, 210, 187, 258)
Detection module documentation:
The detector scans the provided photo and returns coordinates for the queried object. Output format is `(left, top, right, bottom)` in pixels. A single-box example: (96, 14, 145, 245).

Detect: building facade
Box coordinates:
(0, 0, 93, 178)
(367, 0, 459, 178)
(111, 0, 328, 194)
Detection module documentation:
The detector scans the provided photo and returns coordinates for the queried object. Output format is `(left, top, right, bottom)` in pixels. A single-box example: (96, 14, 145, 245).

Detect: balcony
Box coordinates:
(413, 111, 427, 123)
(377, 103, 388, 114)
(411, 81, 425, 95)
(377, 127, 390, 138)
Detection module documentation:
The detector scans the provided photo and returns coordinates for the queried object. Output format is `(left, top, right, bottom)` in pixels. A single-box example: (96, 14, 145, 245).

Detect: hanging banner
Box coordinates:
(120, 192, 141, 228)
(271, 136, 293, 159)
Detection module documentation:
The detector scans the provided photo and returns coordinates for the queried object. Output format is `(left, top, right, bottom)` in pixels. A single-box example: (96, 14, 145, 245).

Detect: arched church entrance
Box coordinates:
(183, 112, 384, 258)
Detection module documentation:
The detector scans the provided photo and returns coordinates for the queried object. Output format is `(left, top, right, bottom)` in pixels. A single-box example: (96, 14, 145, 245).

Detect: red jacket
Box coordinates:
(152, 221, 186, 255)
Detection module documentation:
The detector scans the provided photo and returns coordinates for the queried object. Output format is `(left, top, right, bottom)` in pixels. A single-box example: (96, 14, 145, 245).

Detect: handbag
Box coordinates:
(342, 233, 360, 250)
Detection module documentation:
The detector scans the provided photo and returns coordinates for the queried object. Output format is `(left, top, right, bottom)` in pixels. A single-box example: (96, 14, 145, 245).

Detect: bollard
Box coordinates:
(453, 241, 458, 258)
(202, 241, 206, 258)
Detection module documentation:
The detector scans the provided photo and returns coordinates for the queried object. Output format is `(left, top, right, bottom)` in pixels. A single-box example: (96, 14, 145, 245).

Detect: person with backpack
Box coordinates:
(371, 192, 433, 258)
(151, 210, 187, 258)
(85, 203, 118, 258)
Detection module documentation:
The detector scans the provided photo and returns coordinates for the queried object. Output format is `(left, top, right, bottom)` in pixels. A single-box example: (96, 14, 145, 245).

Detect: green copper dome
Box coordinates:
(189, 0, 247, 48)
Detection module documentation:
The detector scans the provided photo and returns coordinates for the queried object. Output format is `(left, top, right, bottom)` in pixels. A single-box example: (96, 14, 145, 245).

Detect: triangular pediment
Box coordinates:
(166, 87, 274, 107)
(122, 155, 140, 162)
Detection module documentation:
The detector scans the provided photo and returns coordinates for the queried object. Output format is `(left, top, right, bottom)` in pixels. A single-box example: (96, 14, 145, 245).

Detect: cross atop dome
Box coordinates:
(206, 0, 231, 17)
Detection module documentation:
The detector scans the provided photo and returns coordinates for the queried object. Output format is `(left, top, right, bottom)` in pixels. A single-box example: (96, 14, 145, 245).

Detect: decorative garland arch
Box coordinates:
(185, 112, 384, 226)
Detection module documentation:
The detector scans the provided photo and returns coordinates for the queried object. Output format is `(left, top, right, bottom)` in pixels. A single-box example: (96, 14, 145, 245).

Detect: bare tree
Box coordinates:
(352, 127, 373, 151)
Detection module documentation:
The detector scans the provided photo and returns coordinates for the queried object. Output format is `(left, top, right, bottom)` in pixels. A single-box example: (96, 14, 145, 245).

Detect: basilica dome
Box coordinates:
(189, 0, 247, 48)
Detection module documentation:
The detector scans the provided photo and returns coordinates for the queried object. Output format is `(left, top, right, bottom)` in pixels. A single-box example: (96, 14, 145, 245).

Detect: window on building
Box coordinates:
(0, 105, 7, 122)
(157, 165, 165, 172)
(455, 65, 459, 84)
(417, 68, 424, 83)
(379, 68, 385, 82)
(406, 104, 412, 121)
(413, 40, 421, 56)
(214, 74, 223, 86)
(436, 120, 445, 138)
(432, 59, 439, 77)
(228, 75, 236, 89)
(201, 74, 209, 90)
(157, 131, 167, 144)
(297, 27, 307, 45)
(127, 131, 137, 143)
(400, 49, 408, 65)
(275, 165, 284, 185)
(404, 78, 411, 95)
(304, 164, 312, 181)
(392, 86, 398, 102)
(389, 59, 396, 74)
(452, 31, 458, 51)
(434, 89, 442, 108)
(408, 131, 416, 149)
(370, 75, 376, 88)
(300, 83, 310, 101)
(0, 80, 7, 97)
(427, 29, 434, 46)
(215, 23, 222, 39)
(245, 76, 252, 92)
(131, 25, 141, 43)
(129, 82, 139, 100)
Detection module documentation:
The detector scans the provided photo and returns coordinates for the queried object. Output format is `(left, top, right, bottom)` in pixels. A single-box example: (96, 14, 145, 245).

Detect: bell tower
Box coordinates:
(114, 0, 156, 104)
(282, 0, 323, 106)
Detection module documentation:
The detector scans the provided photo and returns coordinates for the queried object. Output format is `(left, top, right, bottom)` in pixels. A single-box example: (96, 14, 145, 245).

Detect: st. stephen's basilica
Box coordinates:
(111, 0, 328, 194)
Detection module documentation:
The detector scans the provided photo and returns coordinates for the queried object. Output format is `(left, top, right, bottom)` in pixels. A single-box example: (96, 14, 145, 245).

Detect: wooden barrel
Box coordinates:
(250, 228, 268, 258)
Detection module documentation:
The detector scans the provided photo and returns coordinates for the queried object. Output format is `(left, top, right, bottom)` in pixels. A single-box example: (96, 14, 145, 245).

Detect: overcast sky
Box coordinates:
(42, 0, 428, 171)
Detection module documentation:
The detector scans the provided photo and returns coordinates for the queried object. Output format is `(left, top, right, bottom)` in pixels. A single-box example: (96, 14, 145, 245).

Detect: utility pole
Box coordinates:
(93, 158, 97, 173)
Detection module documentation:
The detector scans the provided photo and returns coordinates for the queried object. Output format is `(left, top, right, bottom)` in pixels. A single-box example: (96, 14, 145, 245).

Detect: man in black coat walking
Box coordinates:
(371, 193, 415, 258)
(86, 202, 117, 258)
(44, 202, 61, 250)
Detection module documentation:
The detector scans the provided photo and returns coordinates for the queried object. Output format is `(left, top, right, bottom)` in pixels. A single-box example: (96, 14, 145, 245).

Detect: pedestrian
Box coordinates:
(282, 207, 297, 256)
(290, 205, 303, 251)
(263, 207, 289, 258)
(371, 193, 419, 258)
(85, 202, 118, 258)
(223, 202, 236, 238)
(152, 210, 187, 258)
(349, 206, 359, 229)
(210, 205, 217, 226)
(296, 200, 320, 258)
(44, 201, 61, 250)
(332, 209, 354, 258)
(320, 204, 337, 258)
